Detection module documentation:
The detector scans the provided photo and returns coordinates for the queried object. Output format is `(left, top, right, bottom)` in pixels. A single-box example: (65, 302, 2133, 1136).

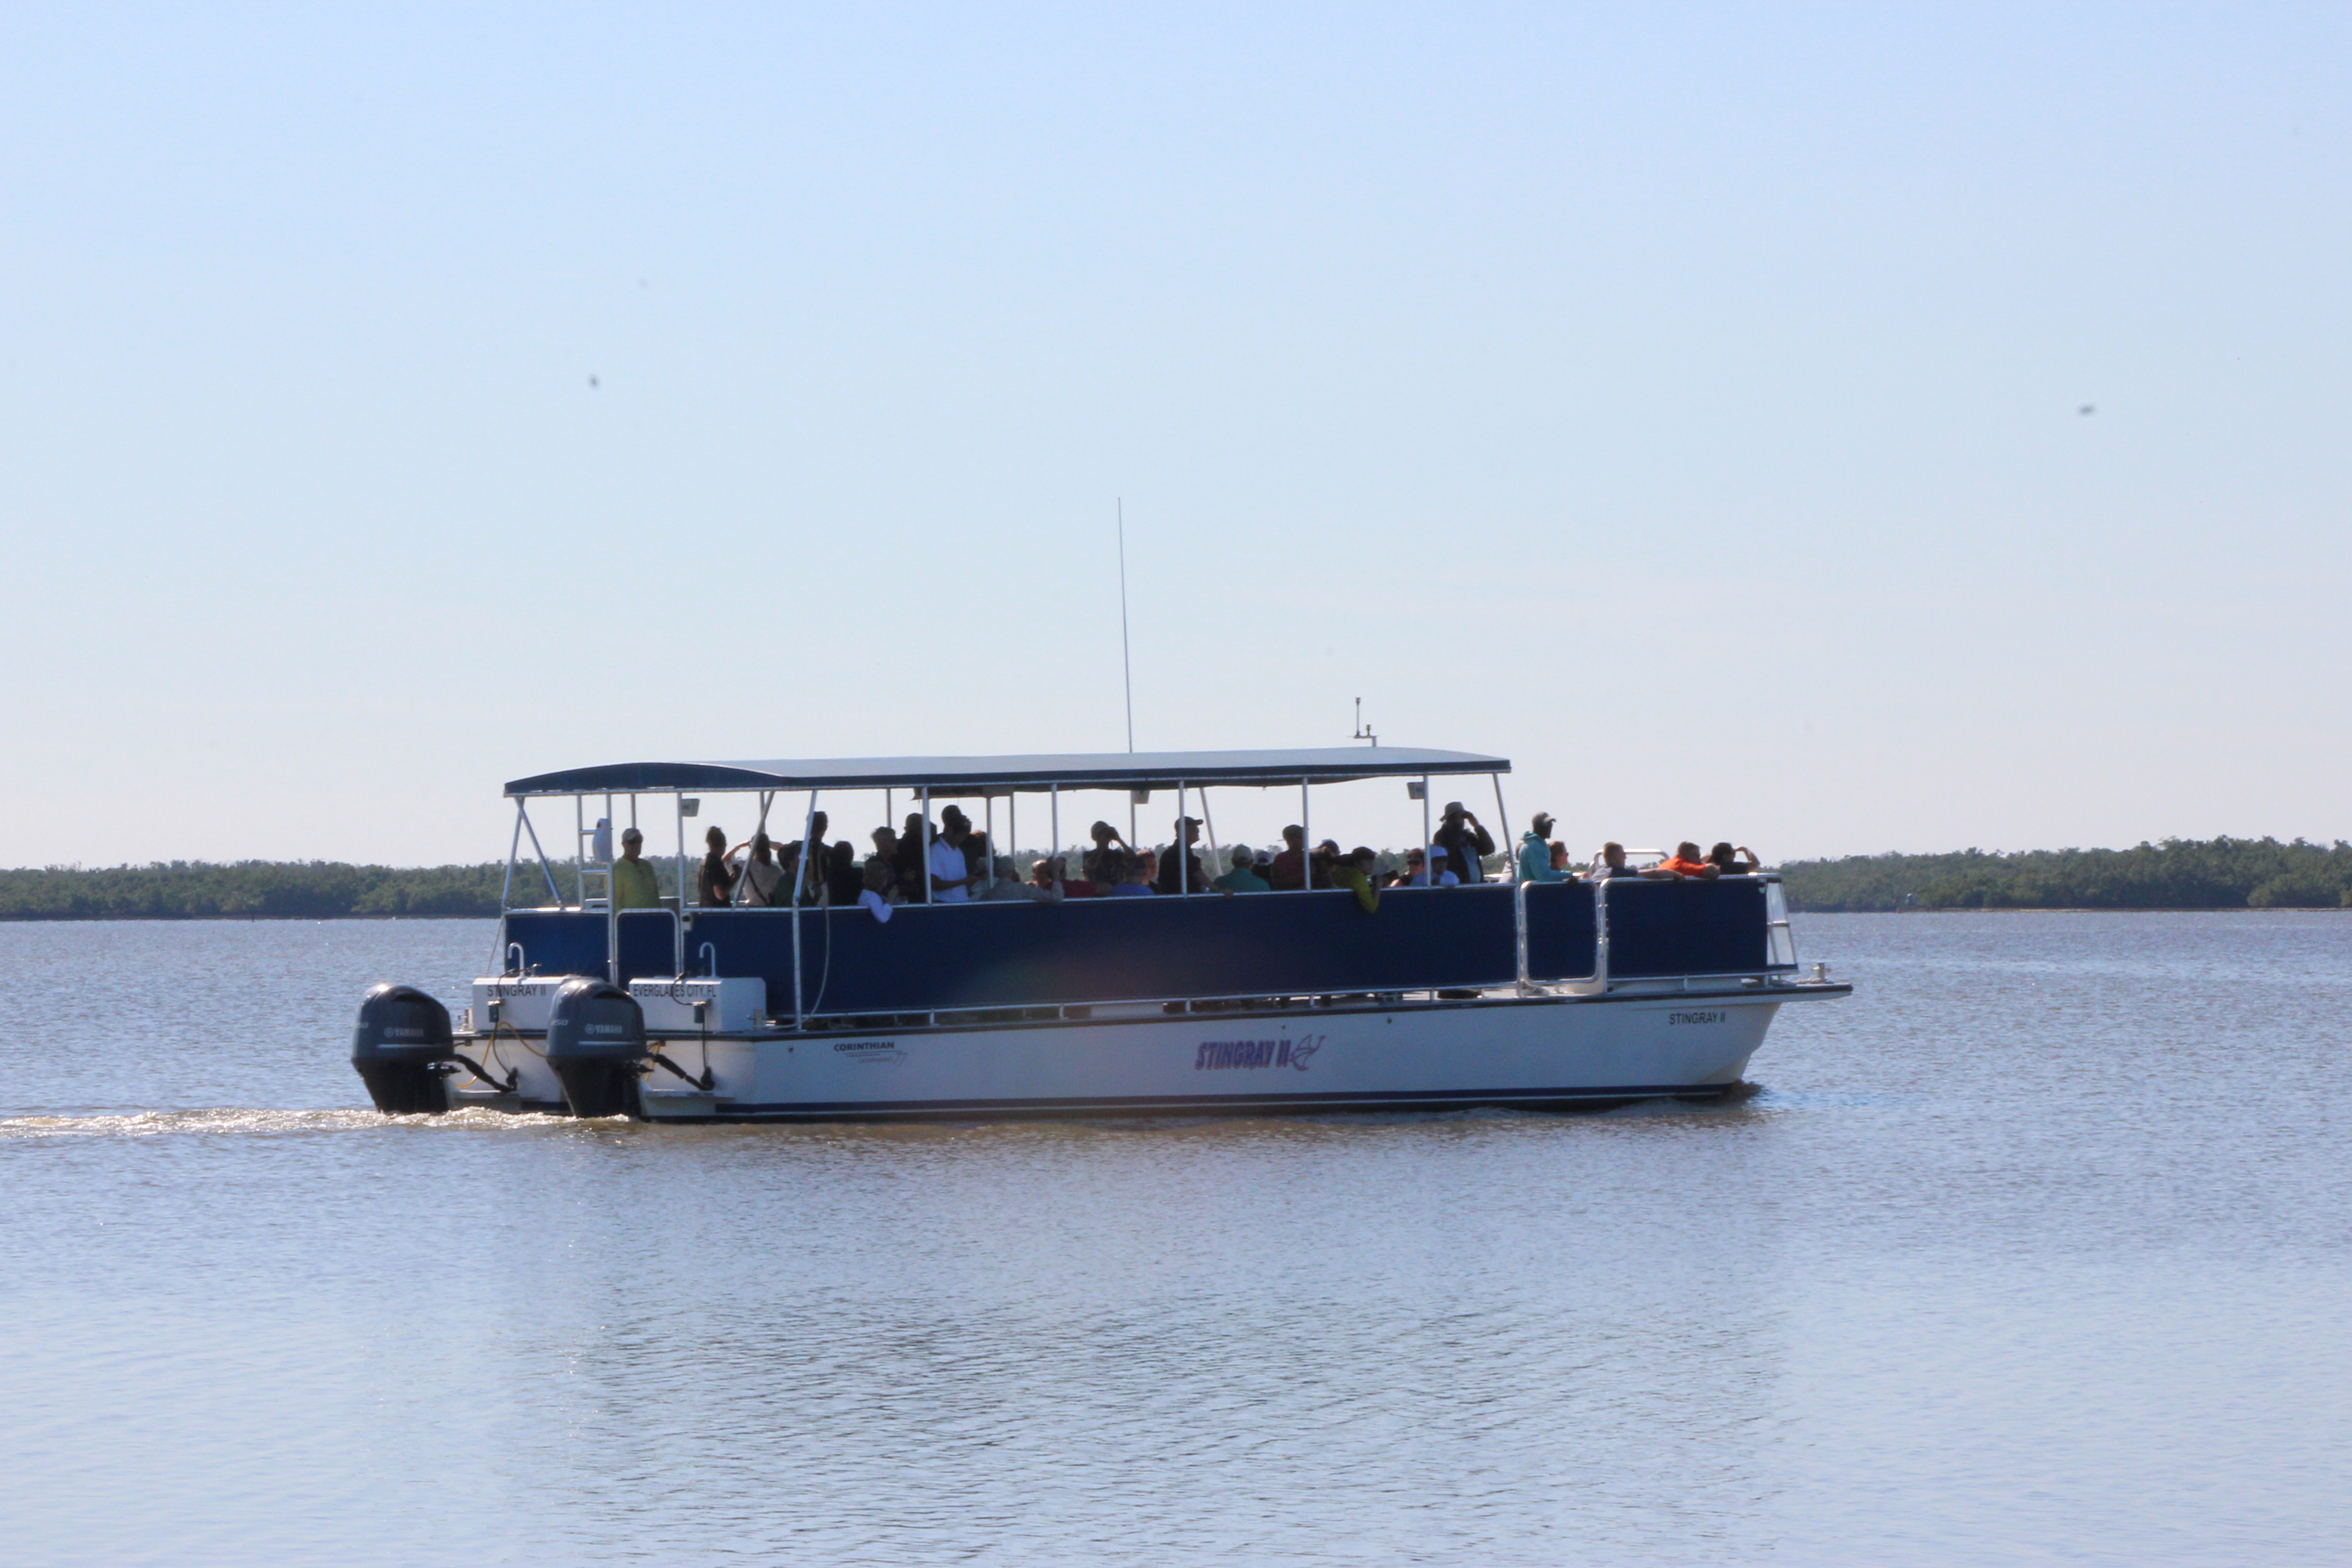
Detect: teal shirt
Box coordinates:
(1518, 831, 1566, 882)
(1214, 867, 1271, 893)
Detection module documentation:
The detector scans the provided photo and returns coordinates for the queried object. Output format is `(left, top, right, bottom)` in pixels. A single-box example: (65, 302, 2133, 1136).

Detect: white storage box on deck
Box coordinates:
(628, 976, 767, 1034)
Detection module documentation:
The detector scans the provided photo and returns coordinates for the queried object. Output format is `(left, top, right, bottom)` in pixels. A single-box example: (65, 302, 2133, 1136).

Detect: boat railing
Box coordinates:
(1764, 877, 1797, 968)
(1514, 878, 1531, 991)
(781, 986, 1512, 1033)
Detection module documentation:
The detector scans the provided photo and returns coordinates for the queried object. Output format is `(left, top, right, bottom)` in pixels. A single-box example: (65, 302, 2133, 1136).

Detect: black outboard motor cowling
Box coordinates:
(352, 983, 455, 1114)
(545, 977, 648, 1119)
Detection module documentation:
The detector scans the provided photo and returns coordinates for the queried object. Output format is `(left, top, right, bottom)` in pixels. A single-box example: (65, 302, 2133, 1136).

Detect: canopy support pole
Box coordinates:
(1423, 775, 1433, 887)
(616, 789, 625, 987)
(499, 800, 522, 914)
(1200, 789, 1220, 882)
(519, 802, 561, 907)
(1300, 779, 1311, 893)
(491, 799, 524, 980)
(1491, 773, 1511, 878)
(735, 790, 774, 907)
(1495, 770, 1520, 989)
(1050, 785, 1059, 872)
(920, 786, 932, 905)
(1177, 782, 1188, 894)
(793, 790, 817, 1028)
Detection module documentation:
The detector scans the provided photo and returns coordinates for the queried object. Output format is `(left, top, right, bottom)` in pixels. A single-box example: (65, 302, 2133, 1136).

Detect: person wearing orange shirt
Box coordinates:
(1655, 841, 1722, 879)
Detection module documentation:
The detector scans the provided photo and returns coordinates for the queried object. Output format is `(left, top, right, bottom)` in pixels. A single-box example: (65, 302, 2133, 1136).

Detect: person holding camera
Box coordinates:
(1432, 801, 1495, 885)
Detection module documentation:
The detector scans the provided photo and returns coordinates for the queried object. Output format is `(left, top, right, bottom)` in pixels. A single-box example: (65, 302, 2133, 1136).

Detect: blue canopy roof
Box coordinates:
(505, 747, 1508, 798)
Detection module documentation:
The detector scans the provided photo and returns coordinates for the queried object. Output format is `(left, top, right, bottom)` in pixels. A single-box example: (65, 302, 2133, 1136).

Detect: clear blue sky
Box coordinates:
(5, 4, 2347, 867)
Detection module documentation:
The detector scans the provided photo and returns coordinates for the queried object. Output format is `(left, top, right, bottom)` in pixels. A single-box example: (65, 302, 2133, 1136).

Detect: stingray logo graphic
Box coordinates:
(1194, 1034, 1328, 1072)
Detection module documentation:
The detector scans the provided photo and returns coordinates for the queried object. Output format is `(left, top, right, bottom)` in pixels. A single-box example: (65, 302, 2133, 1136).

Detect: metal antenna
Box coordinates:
(1117, 498, 1135, 753)
(1353, 697, 1378, 746)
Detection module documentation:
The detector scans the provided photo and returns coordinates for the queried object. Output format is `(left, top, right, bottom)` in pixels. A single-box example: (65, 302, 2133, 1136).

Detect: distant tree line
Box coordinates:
(0, 860, 616, 920)
(1775, 838, 2352, 912)
(9, 837, 2349, 918)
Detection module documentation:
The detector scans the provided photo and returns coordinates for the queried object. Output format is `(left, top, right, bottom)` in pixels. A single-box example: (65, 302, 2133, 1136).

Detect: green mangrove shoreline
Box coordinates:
(4, 837, 2350, 918)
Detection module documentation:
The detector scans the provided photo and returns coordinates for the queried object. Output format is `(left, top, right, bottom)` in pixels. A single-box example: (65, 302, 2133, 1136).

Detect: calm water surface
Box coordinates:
(1, 914, 2346, 1566)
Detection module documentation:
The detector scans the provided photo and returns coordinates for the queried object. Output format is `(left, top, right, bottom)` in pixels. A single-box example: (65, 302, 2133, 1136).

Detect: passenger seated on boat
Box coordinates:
(697, 826, 738, 907)
(982, 855, 1062, 902)
(1105, 854, 1156, 896)
(856, 857, 897, 921)
(929, 808, 975, 902)
(1551, 842, 1575, 877)
(1594, 842, 1676, 881)
(1518, 813, 1568, 882)
(1708, 842, 1761, 876)
(612, 828, 663, 909)
(1398, 847, 1458, 888)
(892, 816, 929, 902)
(1310, 840, 1342, 891)
(1049, 853, 1103, 898)
(1656, 842, 1721, 880)
(1154, 815, 1210, 895)
(975, 854, 1018, 900)
(1267, 825, 1307, 891)
(741, 832, 783, 905)
(826, 841, 862, 906)
(1331, 847, 1381, 912)
(1030, 853, 1082, 898)
(1214, 845, 1270, 893)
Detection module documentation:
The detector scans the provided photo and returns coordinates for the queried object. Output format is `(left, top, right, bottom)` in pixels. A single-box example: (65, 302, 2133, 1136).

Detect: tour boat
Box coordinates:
(348, 748, 1850, 1121)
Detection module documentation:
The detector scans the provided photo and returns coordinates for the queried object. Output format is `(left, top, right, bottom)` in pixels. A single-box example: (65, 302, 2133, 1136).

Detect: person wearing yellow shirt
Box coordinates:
(1330, 847, 1381, 913)
(612, 827, 663, 909)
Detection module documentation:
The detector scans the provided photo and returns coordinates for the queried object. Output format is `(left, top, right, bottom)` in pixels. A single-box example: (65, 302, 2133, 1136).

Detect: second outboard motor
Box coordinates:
(352, 983, 454, 1114)
(545, 977, 648, 1119)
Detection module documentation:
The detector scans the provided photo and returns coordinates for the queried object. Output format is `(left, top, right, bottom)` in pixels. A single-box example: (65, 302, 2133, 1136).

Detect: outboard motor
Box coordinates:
(351, 983, 454, 1114)
(545, 977, 649, 1119)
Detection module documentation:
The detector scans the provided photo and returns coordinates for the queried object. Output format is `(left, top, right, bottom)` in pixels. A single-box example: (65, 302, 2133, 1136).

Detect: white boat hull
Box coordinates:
(451, 985, 1843, 1121)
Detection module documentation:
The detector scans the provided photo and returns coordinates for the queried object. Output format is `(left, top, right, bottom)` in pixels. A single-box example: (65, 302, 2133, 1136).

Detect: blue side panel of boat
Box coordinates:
(505, 910, 612, 978)
(500, 877, 1784, 1008)
(1604, 879, 1773, 976)
(797, 885, 1519, 1011)
(1521, 882, 1599, 980)
(620, 911, 678, 979)
(511, 888, 1519, 1005)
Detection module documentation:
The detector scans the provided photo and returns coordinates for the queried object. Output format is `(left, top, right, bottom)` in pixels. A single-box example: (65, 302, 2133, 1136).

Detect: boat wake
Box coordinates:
(0, 1106, 579, 1141)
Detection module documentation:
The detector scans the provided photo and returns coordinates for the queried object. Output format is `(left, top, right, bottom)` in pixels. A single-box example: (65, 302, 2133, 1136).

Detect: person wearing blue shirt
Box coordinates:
(1518, 813, 1568, 882)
